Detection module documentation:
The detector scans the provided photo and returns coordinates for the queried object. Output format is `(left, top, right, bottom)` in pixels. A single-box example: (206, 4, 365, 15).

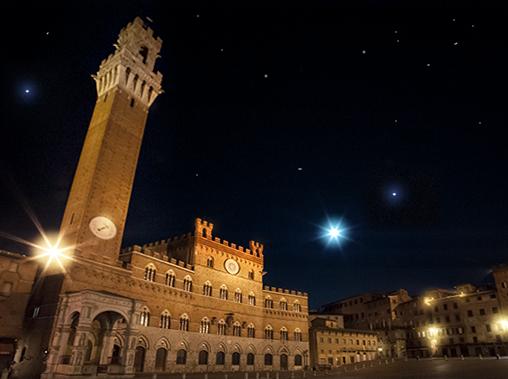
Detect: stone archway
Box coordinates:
(90, 311, 127, 366)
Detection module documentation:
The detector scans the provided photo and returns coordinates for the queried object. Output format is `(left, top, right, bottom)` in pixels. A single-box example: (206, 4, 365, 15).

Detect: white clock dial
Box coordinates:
(224, 258, 240, 275)
(89, 216, 117, 240)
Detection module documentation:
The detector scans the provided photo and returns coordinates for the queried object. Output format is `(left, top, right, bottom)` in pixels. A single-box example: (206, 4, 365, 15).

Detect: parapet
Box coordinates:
(263, 285, 308, 297)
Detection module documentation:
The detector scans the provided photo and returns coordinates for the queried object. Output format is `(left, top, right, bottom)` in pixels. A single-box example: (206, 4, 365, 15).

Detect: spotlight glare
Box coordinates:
(319, 217, 351, 248)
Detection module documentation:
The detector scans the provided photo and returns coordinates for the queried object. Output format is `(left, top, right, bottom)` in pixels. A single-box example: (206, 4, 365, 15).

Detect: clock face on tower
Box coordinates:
(224, 258, 240, 275)
(89, 216, 117, 240)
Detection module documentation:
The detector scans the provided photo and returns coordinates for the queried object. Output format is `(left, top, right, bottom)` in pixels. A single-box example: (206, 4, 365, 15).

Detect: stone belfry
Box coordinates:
(60, 17, 162, 264)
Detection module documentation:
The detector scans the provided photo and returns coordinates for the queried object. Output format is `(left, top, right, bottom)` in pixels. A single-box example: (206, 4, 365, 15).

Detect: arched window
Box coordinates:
(294, 354, 303, 366)
(264, 325, 273, 340)
(176, 349, 187, 364)
(232, 352, 241, 365)
(216, 351, 225, 365)
(294, 328, 303, 342)
(233, 321, 242, 337)
(200, 317, 210, 334)
(264, 353, 273, 366)
(248, 270, 255, 280)
(206, 257, 214, 268)
(219, 284, 228, 300)
(280, 298, 288, 311)
(280, 326, 288, 341)
(165, 270, 175, 287)
(264, 296, 273, 309)
(247, 323, 255, 338)
(125, 67, 131, 85)
(160, 310, 171, 329)
(139, 46, 149, 64)
(140, 307, 150, 327)
(203, 281, 213, 296)
(179, 313, 189, 331)
(183, 275, 193, 292)
(248, 292, 256, 306)
(293, 301, 302, 312)
(217, 319, 226, 335)
(155, 348, 167, 370)
(144, 264, 156, 282)
(234, 288, 243, 303)
(247, 353, 255, 365)
(198, 350, 209, 365)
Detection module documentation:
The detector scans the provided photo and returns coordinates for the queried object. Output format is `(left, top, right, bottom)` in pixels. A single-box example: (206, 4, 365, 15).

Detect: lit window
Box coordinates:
(165, 270, 176, 287)
(294, 328, 303, 341)
(144, 264, 156, 282)
(280, 327, 288, 341)
(183, 276, 193, 292)
(248, 292, 256, 306)
(203, 281, 213, 296)
(179, 314, 189, 331)
(233, 321, 242, 337)
(234, 288, 243, 303)
(280, 298, 288, 311)
(293, 301, 302, 312)
(206, 257, 214, 268)
(264, 325, 274, 340)
(264, 297, 273, 309)
(247, 323, 255, 338)
(160, 310, 171, 329)
(217, 319, 226, 335)
(140, 307, 150, 327)
(200, 317, 210, 334)
(219, 284, 228, 300)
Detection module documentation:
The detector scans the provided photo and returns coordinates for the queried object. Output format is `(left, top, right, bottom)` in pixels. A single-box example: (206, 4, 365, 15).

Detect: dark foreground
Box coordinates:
(136, 359, 508, 379)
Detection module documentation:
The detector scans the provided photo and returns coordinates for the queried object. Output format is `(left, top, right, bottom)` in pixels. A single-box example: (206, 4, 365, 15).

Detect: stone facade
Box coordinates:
(319, 273, 508, 360)
(0, 250, 38, 371)
(10, 18, 309, 379)
(308, 315, 379, 369)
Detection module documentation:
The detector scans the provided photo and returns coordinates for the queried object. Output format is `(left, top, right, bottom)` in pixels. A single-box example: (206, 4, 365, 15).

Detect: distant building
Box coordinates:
(319, 269, 508, 359)
(394, 284, 506, 358)
(320, 289, 410, 358)
(308, 313, 379, 369)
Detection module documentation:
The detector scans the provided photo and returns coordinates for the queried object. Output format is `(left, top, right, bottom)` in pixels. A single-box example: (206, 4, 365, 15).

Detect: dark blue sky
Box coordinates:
(1, 1, 506, 307)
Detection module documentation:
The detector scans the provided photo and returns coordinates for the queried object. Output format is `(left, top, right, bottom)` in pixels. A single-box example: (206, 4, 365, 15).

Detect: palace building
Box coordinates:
(1, 17, 309, 378)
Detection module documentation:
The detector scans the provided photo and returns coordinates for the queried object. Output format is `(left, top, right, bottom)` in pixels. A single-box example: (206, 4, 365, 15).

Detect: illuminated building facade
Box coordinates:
(308, 314, 379, 369)
(319, 271, 508, 359)
(4, 18, 308, 379)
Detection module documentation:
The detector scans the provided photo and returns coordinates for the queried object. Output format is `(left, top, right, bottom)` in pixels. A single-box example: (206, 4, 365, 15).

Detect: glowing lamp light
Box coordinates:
(424, 297, 434, 306)
(427, 327, 440, 337)
(498, 318, 508, 332)
(34, 234, 74, 273)
(392, 192, 397, 197)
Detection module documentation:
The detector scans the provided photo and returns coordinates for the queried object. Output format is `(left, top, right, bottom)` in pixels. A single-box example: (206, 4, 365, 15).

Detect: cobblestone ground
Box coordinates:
(137, 359, 508, 379)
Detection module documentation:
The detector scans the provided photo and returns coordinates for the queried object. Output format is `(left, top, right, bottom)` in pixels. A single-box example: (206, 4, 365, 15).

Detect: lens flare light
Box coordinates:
(319, 217, 351, 248)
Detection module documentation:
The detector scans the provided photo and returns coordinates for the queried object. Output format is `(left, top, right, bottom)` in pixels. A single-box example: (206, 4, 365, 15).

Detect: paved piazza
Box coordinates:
(135, 359, 508, 379)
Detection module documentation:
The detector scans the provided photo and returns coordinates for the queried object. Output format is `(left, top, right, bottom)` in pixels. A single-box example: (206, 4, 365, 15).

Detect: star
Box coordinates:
(264, 74, 268, 78)
(394, 119, 398, 124)
(24, 89, 30, 94)
(394, 30, 398, 34)
(392, 192, 398, 197)
(45, 32, 50, 36)
(452, 18, 456, 22)
(195, 173, 199, 177)
(478, 121, 483, 126)
(395, 39, 400, 43)
(471, 24, 475, 28)
(220, 48, 224, 52)
(195, 14, 200, 19)
(297, 167, 303, 171)
(453, 42, 459, 46)
(361, 50, 367, 55)
(426, 63, 431, 68)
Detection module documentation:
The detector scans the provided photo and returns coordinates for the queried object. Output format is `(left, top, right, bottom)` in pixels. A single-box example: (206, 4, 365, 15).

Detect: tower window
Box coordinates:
(130, 99, 135, 108)
(139, 46, 149, 64)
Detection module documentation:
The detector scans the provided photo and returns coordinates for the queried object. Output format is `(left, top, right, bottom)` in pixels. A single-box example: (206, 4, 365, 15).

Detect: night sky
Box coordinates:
(1, 1, 507, 308)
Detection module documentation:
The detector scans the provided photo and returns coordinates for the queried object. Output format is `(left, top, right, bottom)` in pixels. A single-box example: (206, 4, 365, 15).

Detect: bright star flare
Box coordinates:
(319, 217, 351, 248)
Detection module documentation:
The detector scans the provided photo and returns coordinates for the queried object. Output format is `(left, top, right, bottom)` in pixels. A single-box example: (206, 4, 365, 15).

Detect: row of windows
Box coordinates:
(173, 350, 302, 367)
(144, 265, 302, 311)
(319, 337, 377, 346)
(138, 309, 303, 341)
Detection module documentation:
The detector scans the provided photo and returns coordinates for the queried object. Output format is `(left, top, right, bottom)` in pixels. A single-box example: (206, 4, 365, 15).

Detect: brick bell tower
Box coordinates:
(59, 17, 162, 264)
